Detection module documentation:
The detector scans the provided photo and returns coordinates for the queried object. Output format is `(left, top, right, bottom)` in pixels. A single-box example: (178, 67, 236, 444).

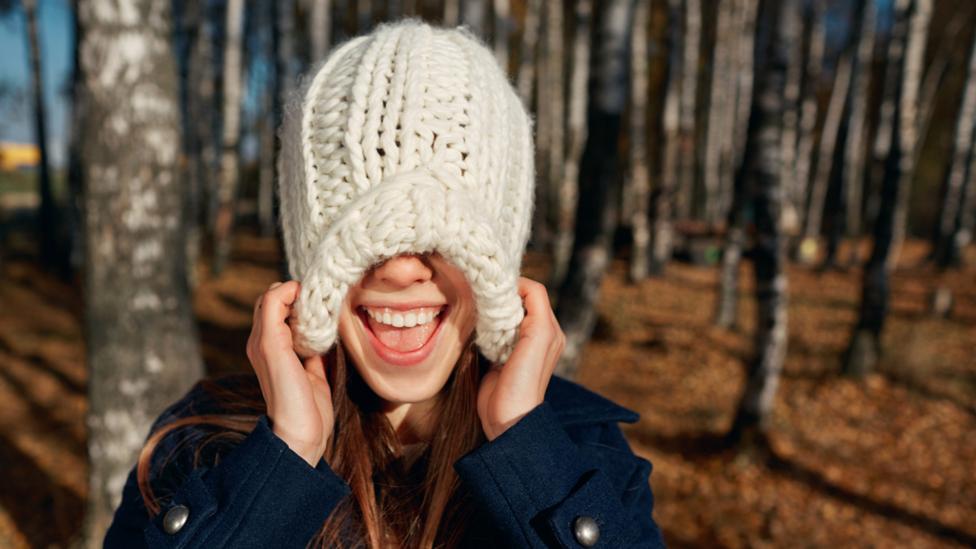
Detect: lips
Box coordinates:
(357, 305, 448, 366)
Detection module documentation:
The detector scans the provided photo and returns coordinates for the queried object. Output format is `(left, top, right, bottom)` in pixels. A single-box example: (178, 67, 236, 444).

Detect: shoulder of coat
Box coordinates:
(544, 375, 640, 427)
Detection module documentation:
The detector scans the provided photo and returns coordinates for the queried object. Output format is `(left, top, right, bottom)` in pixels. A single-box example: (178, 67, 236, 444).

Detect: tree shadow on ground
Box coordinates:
(0, 432, 83, 548)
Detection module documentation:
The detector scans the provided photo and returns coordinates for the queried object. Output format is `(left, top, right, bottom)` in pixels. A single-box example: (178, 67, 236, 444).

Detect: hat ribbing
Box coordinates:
(278, 20, 535, 363)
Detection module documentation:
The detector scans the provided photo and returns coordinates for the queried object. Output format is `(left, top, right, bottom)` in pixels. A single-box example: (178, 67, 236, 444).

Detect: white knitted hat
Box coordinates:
(277, 19, 535, 364)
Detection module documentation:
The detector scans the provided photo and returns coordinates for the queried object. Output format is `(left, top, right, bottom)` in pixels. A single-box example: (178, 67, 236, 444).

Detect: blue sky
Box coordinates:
(0, 0, 73, 166)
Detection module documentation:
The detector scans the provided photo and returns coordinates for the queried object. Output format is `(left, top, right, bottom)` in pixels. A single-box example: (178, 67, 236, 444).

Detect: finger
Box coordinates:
(262, 280, 301, 325)
(517, 278, 555, 336)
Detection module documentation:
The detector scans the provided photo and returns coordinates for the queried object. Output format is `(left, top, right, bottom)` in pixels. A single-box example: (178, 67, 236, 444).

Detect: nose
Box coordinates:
(368, 253, 433, 289)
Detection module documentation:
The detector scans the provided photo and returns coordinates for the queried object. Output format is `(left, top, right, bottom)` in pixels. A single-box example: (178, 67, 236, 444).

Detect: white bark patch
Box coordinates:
(132, 239, 162, 277)
(119, 377, 150, 398)
(132, 289, 161, 311)
(146, 353, 164, 374)
(123, 189, 158, 231)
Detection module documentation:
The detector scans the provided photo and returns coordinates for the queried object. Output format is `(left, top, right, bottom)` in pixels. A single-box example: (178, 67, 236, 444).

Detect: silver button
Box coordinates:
(163, 504, 190, 534)
(572, 515, 600, 546)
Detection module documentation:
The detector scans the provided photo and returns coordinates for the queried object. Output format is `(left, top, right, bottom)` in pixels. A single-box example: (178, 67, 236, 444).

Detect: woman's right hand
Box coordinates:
(246, 280, 334, 467)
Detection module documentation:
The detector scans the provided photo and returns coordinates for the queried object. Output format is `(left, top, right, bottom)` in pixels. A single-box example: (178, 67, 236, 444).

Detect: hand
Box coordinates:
(246, 281, 334, 466)
(477, 278, 566, 441)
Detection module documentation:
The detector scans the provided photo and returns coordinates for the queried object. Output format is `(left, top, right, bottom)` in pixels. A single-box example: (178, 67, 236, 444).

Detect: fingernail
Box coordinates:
(269, 282, 283, 290)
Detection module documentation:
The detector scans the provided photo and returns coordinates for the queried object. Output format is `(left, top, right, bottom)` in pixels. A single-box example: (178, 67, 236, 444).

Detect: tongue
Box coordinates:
(367, 315, 439, 352)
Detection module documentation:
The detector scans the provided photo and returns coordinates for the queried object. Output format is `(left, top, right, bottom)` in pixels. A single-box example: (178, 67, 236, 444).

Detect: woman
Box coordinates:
(104, 19, 664, 548)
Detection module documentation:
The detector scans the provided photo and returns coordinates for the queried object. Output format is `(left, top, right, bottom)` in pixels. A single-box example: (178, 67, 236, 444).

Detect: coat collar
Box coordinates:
(544, 375, 640, 427)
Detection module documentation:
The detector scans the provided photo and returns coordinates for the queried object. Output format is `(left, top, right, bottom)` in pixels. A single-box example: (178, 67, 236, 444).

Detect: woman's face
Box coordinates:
(337, 252, 477, 406)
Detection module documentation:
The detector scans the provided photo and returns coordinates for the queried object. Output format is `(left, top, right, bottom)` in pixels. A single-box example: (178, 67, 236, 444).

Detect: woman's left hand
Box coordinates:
(477, 277, 566, 441)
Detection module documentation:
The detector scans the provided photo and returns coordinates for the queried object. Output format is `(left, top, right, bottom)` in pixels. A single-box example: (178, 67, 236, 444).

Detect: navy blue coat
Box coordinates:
(104, 374, 665, 548)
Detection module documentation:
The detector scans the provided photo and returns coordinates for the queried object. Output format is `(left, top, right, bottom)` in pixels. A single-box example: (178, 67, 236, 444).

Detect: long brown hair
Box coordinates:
(137, 336, 488, 548)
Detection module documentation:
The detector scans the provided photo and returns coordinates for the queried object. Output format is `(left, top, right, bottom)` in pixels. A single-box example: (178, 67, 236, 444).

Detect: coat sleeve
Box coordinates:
(453, 402, 666, 548)
(103, 414, 351, 549)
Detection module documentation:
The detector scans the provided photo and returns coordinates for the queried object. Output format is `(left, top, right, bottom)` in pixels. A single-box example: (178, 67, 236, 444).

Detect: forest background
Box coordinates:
(0, 0, 974, 547)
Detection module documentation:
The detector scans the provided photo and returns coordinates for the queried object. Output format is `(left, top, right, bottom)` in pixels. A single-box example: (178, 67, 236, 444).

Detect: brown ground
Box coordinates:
(0, 231, 973, 548)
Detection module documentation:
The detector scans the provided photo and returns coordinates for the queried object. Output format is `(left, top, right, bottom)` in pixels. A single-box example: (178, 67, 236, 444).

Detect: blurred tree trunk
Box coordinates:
(530, 0, 556, 251)
(627, 0, 652, 282)
(555, 0, 636, 379)
(66, 0, 85, 277)
(515, 0, 541, 105)
(843, 0, 914, 377)
(933, 31, 976, 268)
(552, 0, 593, 288)
(703, 0, 734, 226)
(541, 0, 564, 250)
(358, 0, 373, 33)
(799, 54, 852, 265)
(23, 0, 61, 274)
(212, 0, 246, 275)
(493, 0, 510, 69)
(310, 0, 332, 62)
(444, 0, 459, 26)
(730, 0, 792, 438)
(792, 0, 826, 234)
(175, 0, 205, 288)
(777, 0, 802, 236)
(675, 0, 700, 220)
(650, 0, 683, 277)
(77, 0, 204, 544)
(460, 0, 488, 36)
(888, 0, 932, 268)
(258, 2, 278, 238)
(714, 0, 759, 328)
(841, 0, 876, 265)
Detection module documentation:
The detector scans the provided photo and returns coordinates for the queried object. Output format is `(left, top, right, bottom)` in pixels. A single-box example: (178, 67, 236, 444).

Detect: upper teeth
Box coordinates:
(364, 306, 443, 328)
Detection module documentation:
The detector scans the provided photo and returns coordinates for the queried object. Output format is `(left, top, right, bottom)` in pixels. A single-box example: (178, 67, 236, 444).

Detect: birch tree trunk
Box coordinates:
(935, 33, 976, 267)
(703, 0, 734, 226)
(799, 54, 852, 265)
(24, 0, 61, 273)
(544, 0, 565, 226)
(888, 0, 932, 267)
(555, 0, 636, 379)
(841, 0, 876, 265)
(675, 0, 701, 220)
(650, 0, 683, 277)
(78, 0, 204, 544)
(444, 0, 460, 27)
(627, 0, 652, 282)
(310, 0, 332, 63)
(212, 0, 246, 275)
(843, 0, 913, 377)
(493, 0, 511, 70)
(515, 0, 542, 105)
(714, 0, 760, 328)
(552, 0, 593, 288)
(460, 0, 488, 37)
(777, 0, 803, 235)
(731, 0, 792, 438)
(792, 0, 826, 233)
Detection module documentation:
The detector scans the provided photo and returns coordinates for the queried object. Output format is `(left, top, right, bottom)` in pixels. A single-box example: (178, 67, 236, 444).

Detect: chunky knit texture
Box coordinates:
(277, 20, 535, 363)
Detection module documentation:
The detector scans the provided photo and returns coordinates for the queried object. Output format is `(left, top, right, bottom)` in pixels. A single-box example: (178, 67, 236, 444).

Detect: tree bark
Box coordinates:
(675, 0, 701, 220)
(888, 0, 932, 268)
(777, 0, 803, 235)
(627, 0, 652, 282)
(493, 0, 511, 70)
(792, 0, 826, 233)
(799, 53, 853, 265)
(841, 0, 876, 264)
(460, 0, 488, 37)
(23, 0, 61, 274)
(212, 0, 246, 275)
(515, 0, 542, 105)
(77, 0, 205, 544)
(555, 0, 636, 379)
(843, 0, 914, 377)
(934, 32, 976, 267)
(310, 0, 332, 63)
(731, 0, 792, 438)
(650, 0, 683, 277)
(703, 0, 735, 226)
(551, 0, 593, 288)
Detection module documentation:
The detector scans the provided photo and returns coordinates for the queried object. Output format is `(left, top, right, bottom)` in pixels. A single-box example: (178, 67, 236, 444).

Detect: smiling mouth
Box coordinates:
(356, 305, 448, 365)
